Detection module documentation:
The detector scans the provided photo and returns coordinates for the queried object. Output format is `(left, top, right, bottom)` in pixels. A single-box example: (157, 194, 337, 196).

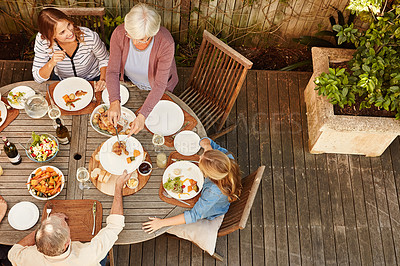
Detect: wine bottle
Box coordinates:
(2, 137, 22, 165)
(55, 118, 71, 145)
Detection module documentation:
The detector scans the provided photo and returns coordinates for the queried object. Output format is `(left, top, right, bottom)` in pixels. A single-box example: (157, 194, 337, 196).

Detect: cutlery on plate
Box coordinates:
(162, 190, 191, 206)
(171, 158, 199, 164)
(171, 121, 190, 139)
(115, 126, 121, 147)
(92, 81, 97, 103)
(91, 201, 96, 235)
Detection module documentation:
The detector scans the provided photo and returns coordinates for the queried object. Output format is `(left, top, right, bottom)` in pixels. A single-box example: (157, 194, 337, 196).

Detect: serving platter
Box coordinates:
(90, 104, 136, 136)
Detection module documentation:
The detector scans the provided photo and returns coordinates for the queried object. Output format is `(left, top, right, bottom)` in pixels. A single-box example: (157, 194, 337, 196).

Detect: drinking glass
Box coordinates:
(76, 167, 90, 190)
(48, 105, 62, 128)
(152, 134, 164, 152)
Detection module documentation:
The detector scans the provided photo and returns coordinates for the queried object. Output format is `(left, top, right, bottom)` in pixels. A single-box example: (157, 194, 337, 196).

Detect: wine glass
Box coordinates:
(76, 167, 90, 190)
(152, 134, 164, 152)
(48, 105, 62, 128)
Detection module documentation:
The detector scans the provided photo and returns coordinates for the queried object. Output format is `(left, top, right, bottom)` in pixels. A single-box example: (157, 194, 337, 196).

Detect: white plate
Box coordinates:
(99, 136, 144, 175)
(102, 84, 129, 105)
(90, 104, 137, 136)
(0, 101, 7, 127)
(53, 77, 93, 111)
(8, 201, 39, 230)
(7, 86, 35, 109)
(145, 100, 184, 136)
(163, 161, 204, 200)
(27, 166, 65, 200)
(174, 131, 201, 156)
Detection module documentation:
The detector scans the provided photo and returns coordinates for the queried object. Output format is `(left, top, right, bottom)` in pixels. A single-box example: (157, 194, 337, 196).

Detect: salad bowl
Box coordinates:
(26, 132, 59, 163)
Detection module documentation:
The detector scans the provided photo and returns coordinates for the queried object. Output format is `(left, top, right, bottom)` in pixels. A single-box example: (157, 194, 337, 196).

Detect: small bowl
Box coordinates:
(126, 177, 139, 189)
(26, 133, 59, 163)
(138, 161, 152, 176)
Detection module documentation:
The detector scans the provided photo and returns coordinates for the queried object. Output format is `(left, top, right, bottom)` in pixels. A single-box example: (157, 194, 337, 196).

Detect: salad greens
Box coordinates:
(163, 176, 183, 193)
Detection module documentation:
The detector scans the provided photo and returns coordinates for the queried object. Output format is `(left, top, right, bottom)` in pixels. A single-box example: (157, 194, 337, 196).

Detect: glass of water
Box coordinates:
(76, 167, 90, 190)
(152, 134, 164, 152)
(48, 105, 62, 128)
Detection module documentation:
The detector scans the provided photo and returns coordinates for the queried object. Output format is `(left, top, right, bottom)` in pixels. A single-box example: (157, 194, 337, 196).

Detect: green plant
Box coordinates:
(103, 15, 124, 48)
(347, 0, 384, 15)
(314, 5, 400, 118)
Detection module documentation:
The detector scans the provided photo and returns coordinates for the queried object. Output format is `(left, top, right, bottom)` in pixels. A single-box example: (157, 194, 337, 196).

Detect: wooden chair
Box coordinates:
(167, 166, 265, 261)
(55, 7, 106, 41)
(180, 30, 253, 139)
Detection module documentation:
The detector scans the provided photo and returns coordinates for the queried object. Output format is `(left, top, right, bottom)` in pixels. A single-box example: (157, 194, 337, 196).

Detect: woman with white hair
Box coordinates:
(106, 3, 178, 134)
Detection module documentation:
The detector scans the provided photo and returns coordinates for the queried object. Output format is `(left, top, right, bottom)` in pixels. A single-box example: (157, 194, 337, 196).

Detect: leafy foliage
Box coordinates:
(314, 6, 400, 119)
(347, 0, 383, 15)
(103, 15, 124, 48)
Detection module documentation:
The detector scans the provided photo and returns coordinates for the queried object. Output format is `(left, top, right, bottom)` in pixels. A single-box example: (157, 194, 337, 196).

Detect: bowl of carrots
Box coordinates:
(27, 166, 65, 200)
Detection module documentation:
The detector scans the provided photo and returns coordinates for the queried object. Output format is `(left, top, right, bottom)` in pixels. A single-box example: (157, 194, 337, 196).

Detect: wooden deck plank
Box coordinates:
(269, 72, 289, 265)
(129, 243, 143, 266)
(247, 71, 265, 266)
(142, 239, 155, 266)
(258, 71, 276, 266)
(279, 72, 301, 265)
(336, 154, 362, 265)
(291, 73, 313, 266)
(236, 63, 252, 266)
(298, 72, 325, 266)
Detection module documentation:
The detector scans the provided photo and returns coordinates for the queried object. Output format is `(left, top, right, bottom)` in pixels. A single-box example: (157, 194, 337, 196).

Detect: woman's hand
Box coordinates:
(108, 100, 121, 127)
(51, 50, 66, 64)
(95, 79, 107, 92)
(128, 114, 145, 136)
(200, 138, 213, 151)
(142, 217, 166, 234)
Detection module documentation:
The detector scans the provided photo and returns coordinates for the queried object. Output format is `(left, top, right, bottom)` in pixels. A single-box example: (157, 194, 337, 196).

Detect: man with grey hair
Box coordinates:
(8, 171, 131, 265)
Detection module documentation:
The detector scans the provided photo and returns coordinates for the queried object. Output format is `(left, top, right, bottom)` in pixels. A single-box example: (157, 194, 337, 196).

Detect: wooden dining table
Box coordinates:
(0, 80, 206, 245)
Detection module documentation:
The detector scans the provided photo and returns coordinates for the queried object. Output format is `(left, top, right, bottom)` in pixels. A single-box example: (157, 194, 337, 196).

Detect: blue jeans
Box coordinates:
(99, 255, 107, 266)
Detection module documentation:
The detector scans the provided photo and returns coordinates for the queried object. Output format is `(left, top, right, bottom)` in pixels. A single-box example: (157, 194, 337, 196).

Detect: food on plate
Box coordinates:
(28, 132, 59, 162)
(0, 110, 2, 122)
(112, 141, 128, 156)
(126, 149, 141, 164)
(75, 90, 87, 97)
(91, 168, 101, 179)
(173, 168, 182, 175)
(91, 106, 124, 135)
(126, 178, 138, 189)
(103, 172, 112, 183)
(8, 91, 26, 105)
(164, 176, 183, 193)
(28, 167, 63, 198)
(164, 177, 199, 195)
(62, 90, 88, 109)
(98, 169, 107, 182)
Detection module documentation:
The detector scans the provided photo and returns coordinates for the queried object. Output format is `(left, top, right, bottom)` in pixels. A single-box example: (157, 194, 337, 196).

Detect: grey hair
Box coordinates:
(124, 3, 161, 39)
(35, 216, 70, 256)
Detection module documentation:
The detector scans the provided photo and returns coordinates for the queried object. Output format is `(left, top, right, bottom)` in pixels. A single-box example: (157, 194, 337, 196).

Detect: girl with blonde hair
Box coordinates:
(143, 137, 242, 255)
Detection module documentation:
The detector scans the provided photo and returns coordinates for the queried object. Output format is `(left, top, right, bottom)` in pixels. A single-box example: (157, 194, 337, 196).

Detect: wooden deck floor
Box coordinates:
(2, 60, 400, 265)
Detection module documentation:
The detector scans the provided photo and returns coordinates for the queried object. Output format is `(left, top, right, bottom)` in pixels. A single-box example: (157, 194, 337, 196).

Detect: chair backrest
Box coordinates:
(217, 166, 265, 237)
(55, 7, 105, 41)
(180, 30, 253, 131)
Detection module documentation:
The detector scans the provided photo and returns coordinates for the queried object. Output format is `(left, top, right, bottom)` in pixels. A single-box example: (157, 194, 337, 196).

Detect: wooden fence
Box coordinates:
(0, 0, 362, 47)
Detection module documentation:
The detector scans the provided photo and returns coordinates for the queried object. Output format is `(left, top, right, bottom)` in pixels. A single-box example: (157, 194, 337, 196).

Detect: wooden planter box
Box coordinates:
(304, 47, 400, 157)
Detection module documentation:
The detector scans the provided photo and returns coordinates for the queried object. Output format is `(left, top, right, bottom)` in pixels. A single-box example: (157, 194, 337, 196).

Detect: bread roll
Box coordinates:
(103, 172, 112, 183)
(98, 170, 107, 182)
(91, 168, 101, 179)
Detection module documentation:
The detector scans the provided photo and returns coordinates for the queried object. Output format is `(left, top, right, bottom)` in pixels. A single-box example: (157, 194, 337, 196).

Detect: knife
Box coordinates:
(91, 201, 96, 235)
(171, 158, 199, 164)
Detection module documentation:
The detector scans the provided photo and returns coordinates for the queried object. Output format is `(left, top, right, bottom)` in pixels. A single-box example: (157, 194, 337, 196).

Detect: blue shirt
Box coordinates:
(183, 137, 233, 224)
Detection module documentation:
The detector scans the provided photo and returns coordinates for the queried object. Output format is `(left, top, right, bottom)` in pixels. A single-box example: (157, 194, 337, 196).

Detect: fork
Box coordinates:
(162, 190, 191, 206)
(92, 81, 97, 103)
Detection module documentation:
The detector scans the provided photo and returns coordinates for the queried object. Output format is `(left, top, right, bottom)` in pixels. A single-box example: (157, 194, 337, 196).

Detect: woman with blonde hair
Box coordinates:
(106, 3, 178, 134)
(32, 8, 108, 91)
(143, 137, 241, 255)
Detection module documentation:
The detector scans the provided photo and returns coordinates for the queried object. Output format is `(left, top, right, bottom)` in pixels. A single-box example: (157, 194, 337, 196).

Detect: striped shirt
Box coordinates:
(32, 27, 109, 83)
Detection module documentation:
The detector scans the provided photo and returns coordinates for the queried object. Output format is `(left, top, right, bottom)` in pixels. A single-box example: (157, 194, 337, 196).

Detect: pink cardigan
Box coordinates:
(106, 24, 178, 117)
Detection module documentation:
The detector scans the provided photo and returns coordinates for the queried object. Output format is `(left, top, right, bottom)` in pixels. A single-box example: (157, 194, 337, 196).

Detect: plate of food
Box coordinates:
(99, 136, 144, 175)
(53, 77, 93, 111)
(8, 201, 39, 230)
(27, 166, 65, 200)
(145, 100, 185, 136)
(90, 104, 136, 136)
(163, 161, 204, 200)
(7, 85, 35, 109)
(102, 84, 130, 105)
(26, 132, 59, 162)
(0, 101, 7, 127)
